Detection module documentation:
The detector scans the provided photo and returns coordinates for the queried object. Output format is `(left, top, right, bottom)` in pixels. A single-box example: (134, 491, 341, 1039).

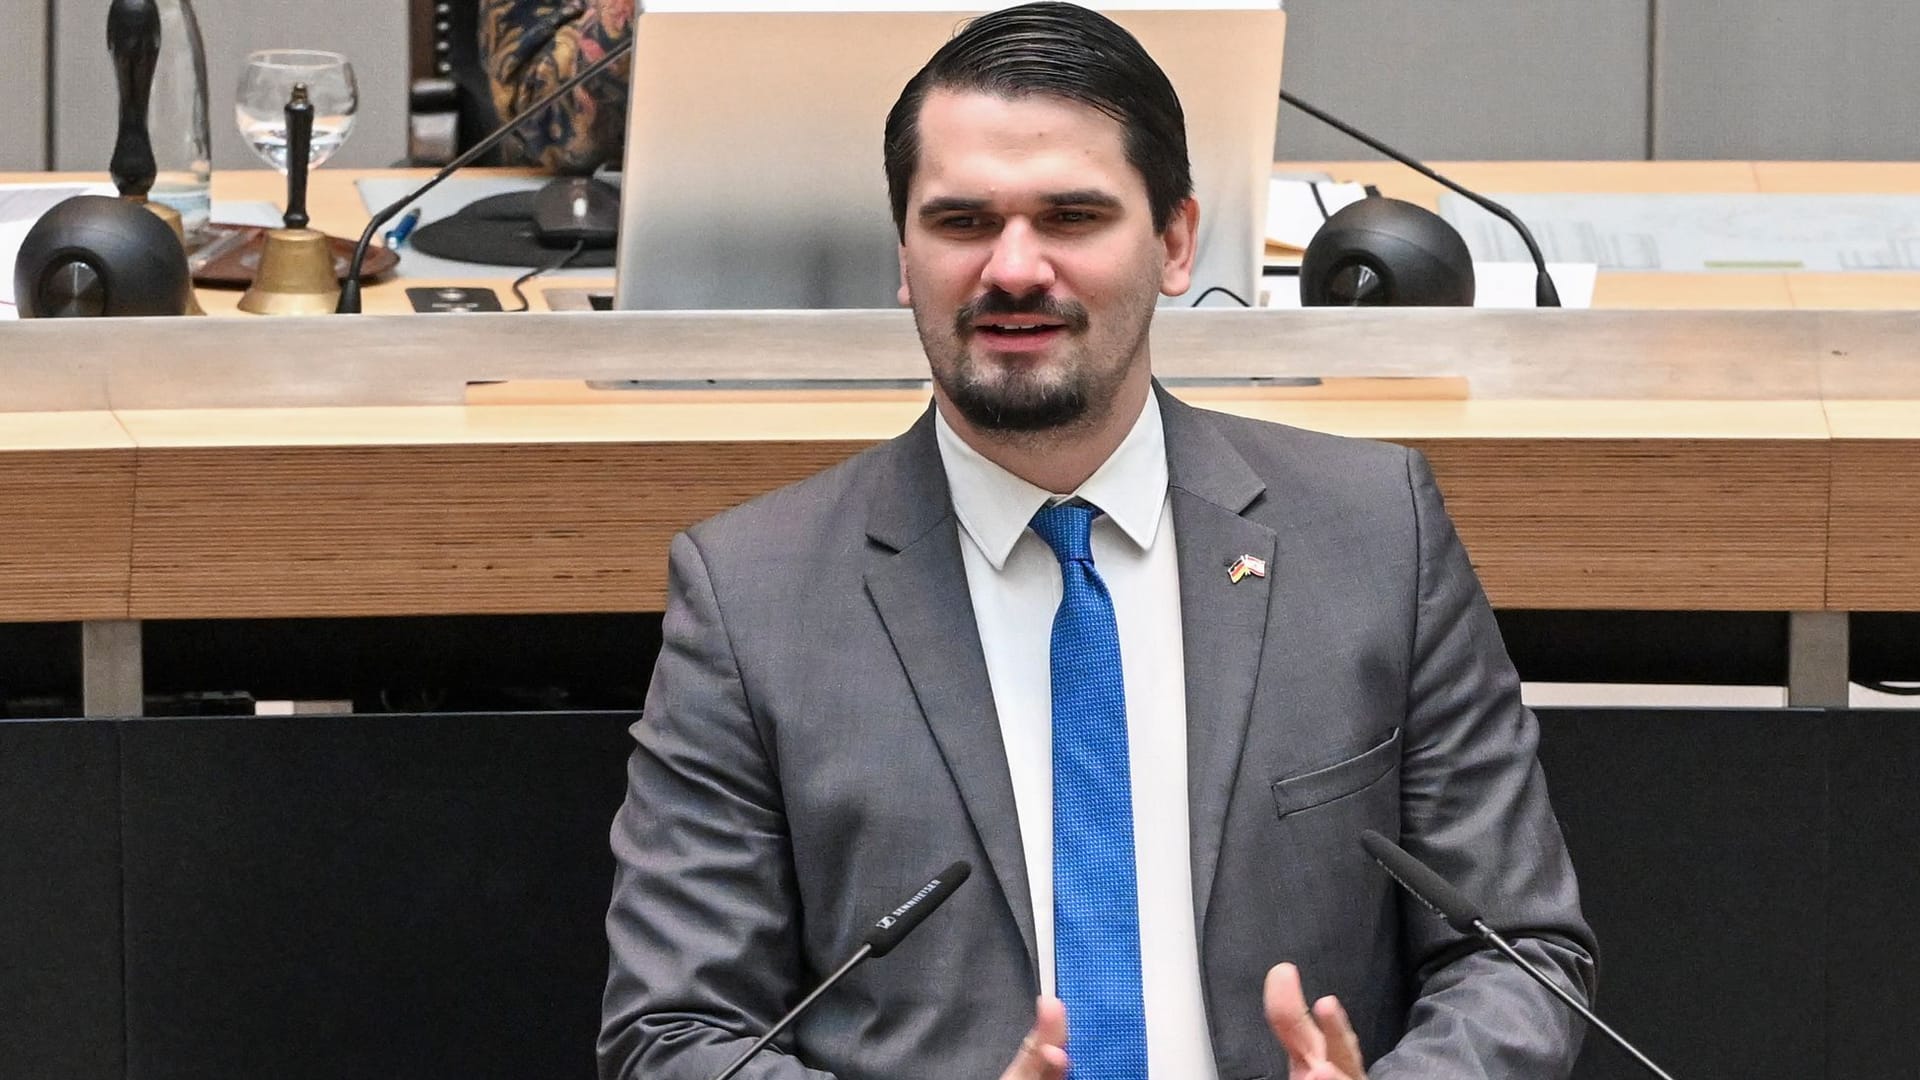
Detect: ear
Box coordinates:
(897, 245, 913, 307)
(1158, 197, 1200, 297)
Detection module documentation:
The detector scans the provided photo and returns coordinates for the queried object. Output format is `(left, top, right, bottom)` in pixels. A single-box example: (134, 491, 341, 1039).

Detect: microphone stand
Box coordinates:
(1360, 830, 1675, 1080)
(1469, 919, 1677, 1080)
(1279, 90, 1561, 307)
(708, 945, 874, 1080)
(335, 35, 636, 313)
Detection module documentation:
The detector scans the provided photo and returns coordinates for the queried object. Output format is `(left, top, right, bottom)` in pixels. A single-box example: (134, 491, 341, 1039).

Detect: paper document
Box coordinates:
(1266, 176, 1370, 250)
(212, 200, 288, 228)
(1265, 261, 1596, 310)
(1439, 192, 1920, 272)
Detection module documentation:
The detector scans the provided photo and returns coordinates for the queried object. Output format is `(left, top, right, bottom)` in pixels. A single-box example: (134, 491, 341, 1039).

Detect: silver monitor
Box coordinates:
(613, 0, 1286, 310)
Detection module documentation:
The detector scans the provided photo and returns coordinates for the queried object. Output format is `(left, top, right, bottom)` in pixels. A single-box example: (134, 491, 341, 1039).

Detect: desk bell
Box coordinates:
(238, 84, 340, 314)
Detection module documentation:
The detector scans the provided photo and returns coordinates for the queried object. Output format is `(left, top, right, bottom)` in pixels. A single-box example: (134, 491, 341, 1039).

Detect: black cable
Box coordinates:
(1308, 181, 1332, 222)
(1860, 680, 1920, 697)
(507, 240, 587, 312)
(1190, 285, 1252, 308)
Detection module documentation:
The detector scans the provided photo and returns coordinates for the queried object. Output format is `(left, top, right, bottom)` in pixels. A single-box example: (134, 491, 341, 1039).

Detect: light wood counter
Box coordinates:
(1, 308, 1912, 619)
(90, 397, 1834, 618)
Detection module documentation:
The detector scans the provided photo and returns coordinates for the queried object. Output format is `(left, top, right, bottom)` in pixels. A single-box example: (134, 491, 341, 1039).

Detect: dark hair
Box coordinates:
(883, 1, 1192, 238)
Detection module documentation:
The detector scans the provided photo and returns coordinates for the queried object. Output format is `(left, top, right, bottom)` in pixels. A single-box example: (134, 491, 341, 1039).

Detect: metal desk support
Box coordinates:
(81, 620, 143, 717)
(1788, 612, 1850, 708)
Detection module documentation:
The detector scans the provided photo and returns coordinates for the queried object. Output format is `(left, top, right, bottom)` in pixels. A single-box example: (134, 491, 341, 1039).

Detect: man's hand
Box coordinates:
(1264, 963, 1368, 1080)
(998, 995, 1069, 1080)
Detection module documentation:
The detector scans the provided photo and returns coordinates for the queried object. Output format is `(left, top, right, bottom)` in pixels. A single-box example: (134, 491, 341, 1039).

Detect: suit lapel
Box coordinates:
(863, 409, 1038, 973)
(1159, 388, 1277, 937)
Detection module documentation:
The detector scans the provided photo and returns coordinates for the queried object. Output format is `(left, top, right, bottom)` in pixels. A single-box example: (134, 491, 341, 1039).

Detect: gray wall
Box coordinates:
(1, 0, 50, 169)
(1273, 0, 1651, 160)
(49, 0, 405, 174)
(1654, 0, 1920, 159)
(11, 1, 1920, 173)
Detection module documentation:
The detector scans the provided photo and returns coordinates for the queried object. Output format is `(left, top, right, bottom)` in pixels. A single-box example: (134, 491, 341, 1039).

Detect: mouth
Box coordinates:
(970, 318, 1070, 352)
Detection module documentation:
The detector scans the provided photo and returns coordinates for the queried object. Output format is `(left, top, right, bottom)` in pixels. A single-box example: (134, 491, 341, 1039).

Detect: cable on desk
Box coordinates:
(508, 240, 588, 313)
(1189, 285, 1252, 308)
(1308, 181, 1332, 223)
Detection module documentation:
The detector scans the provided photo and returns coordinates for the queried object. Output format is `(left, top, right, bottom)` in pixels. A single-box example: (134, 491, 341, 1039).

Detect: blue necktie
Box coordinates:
(1030, 502, 1148, 1080)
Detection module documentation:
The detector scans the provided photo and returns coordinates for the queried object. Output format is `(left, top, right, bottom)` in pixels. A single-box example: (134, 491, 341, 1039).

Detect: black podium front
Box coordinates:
(4, 708, 1917, 1079)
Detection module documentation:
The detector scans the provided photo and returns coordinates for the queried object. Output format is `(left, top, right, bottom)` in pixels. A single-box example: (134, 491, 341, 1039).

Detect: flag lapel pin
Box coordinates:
(1227, 553, 1267, 584)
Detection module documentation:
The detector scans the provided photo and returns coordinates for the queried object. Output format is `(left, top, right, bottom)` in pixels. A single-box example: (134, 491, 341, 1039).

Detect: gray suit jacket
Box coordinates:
(601, 387, 1598, 1080)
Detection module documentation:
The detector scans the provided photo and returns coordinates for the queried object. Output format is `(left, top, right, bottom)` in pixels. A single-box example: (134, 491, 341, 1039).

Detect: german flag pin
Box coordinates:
(1227, 553, 1267, 584)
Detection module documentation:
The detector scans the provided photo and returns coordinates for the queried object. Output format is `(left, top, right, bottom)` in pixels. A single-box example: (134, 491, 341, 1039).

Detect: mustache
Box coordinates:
(954, 290, 1090, 336)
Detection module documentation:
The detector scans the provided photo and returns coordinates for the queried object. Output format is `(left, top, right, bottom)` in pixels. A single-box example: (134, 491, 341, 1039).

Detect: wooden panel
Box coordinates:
(0, 446, 136, 621)
(1414, 438, 1830, 611)
(1825, 401, 1920, 612)
(1827, 439, 1920, 611)
(126, 439, 876, 618)
(1787, 274, 1920, 311)
(0, 306, 1840, 410)
(1813, 315, 1920, 400)
(1226, 399, 1834, 611)
(1215, 399, 1830, 441)
(1754, 162, 1920, 193)
(103, 397, 1835, 617)
(121, 431, 1832, 618)
(1597, 272, 1794, 310)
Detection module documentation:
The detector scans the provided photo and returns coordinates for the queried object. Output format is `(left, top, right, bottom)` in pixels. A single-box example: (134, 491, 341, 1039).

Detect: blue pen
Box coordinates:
(384, 207, 422, 249)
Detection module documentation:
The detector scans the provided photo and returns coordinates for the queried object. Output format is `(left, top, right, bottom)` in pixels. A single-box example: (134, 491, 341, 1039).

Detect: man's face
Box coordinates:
(897, 90, 1197, 434)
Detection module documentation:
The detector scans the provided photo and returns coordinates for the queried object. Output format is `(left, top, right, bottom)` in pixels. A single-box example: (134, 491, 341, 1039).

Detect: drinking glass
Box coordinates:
(234, 49, 358, 172)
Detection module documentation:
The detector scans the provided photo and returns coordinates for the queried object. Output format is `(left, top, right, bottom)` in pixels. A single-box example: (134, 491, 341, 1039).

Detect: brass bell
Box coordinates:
(238, 228, 339, 314)
(140, 200, 206, 316)
(238, 81, 340, 315)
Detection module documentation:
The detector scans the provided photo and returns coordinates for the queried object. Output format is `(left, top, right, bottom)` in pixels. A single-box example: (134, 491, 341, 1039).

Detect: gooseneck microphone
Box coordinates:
(1279, 91, 1561, 308)
(1358, 831, 1676, 1080)
(707, 860, 973, 1080)
(335, 33, 636, 313)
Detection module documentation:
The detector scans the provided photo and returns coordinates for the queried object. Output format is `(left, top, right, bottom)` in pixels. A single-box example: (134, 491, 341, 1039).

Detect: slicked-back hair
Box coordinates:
(883, 1, 1193, 238)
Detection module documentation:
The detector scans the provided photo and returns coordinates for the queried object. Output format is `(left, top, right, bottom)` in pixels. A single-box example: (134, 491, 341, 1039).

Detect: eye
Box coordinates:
(935, 214, 990, 233)
(1049, 209, 1102, 227)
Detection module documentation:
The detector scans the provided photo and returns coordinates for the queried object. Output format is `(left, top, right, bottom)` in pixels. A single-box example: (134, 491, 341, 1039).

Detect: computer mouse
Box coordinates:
(531, 176, 621, 249)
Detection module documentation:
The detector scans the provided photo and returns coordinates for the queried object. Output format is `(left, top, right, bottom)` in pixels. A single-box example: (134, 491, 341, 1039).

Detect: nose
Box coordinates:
(980, 218, 1056, 296)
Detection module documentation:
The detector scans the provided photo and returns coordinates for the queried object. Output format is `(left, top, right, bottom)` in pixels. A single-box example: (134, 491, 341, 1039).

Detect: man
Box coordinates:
(600, 4, 1597, 1079)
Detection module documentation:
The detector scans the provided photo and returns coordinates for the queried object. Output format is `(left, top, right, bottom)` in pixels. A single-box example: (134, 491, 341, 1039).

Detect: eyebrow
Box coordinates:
(915, 189, 1125, 221)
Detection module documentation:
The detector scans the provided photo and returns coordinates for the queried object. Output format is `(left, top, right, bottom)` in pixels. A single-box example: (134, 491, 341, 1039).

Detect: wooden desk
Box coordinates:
(1, 306, 1911, 619)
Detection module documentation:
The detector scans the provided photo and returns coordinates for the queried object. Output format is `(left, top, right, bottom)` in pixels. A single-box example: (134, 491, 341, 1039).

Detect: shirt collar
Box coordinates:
(934, 392, 1169, 571)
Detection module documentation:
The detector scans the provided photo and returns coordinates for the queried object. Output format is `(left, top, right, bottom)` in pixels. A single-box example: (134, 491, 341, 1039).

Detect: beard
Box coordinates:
(915, 287, 1147, 434)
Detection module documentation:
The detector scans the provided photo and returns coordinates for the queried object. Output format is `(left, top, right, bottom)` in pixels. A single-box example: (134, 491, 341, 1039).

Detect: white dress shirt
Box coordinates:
(935, 397, 1219, 1080)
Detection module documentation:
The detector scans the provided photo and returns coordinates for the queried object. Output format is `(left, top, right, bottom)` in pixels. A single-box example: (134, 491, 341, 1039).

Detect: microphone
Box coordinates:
(1279, 91, 1560, 307)
(335, 32, 636, 312)
(1358, 831, 1676, 1080)
(707, 860, 973, 1080)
